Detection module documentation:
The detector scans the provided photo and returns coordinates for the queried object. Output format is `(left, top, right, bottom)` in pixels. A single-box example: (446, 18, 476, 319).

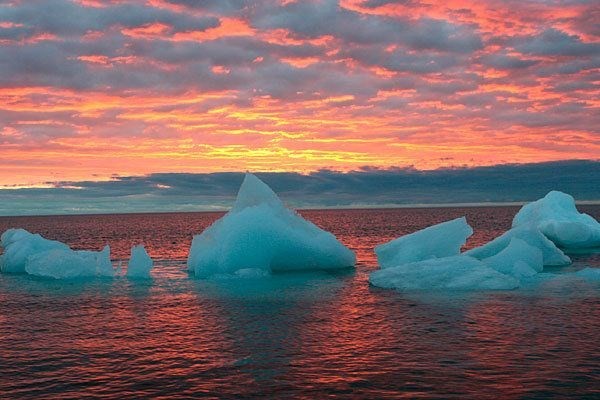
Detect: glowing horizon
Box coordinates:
(0, 0, 598, 186)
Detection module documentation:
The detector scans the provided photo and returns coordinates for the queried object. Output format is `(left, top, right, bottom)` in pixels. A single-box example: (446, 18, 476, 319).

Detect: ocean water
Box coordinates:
(0, 206, 599, 399)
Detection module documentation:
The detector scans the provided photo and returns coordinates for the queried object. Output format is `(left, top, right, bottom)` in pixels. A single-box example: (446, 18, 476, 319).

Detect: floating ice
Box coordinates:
(465, 226, 570, 266)
(573, 267, 600, 281)
(1, 229, 70, 273)
(26, 246, 112, 279)
(512, 191, 600, 249)
(375, 217, 473, 269)
(187, 174, 356, 277)
(126, 245, 153, 279)
(0, 228, 114, 279)
(482, 238, 542, 279)
(369, 255, 518, 291)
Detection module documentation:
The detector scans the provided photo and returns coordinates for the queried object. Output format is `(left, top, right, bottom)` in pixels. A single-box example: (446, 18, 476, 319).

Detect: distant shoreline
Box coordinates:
(1, 201, 599, 218)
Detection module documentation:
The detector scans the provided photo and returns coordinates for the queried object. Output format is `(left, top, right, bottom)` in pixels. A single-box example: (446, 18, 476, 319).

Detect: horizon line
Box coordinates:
(2, 200, 600, 218)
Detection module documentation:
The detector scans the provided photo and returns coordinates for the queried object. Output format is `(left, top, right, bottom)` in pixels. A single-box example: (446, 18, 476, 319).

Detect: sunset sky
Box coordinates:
(0, 0, 599, 213)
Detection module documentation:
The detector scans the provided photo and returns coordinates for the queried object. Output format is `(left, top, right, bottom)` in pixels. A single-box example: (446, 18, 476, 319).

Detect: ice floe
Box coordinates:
(0, 228, 114, 279)
(26, 246, 113, 279)
(375, 217, 472, 269)
(369, 255, 519, 291)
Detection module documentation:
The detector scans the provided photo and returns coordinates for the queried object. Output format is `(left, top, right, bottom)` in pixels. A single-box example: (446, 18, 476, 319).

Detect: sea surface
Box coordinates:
(1, 206, 599, 399)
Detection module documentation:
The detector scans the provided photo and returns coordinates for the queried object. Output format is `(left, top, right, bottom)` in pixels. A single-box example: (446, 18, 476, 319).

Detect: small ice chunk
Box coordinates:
(512, 191, 600, 249)
(187, 174, 356, 277)
(465, 226, 570, 266)
(126, 245, 153, 279)
(482, 238, 542, 279)
(369, 255, 518, 291)
(375, 217, 473, 269)
(0, 229, 70, 273)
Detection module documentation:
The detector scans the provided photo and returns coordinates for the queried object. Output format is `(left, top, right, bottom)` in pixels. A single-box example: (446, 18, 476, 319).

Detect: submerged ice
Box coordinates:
(0, 228, 114, 279)
(187, 174, 356, 277)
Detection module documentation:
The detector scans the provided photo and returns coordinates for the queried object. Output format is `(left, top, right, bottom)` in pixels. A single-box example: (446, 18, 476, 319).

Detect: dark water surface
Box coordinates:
(1, 207, 599, 399)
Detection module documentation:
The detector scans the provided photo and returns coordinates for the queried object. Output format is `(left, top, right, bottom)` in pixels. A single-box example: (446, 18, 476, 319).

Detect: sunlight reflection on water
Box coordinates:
(0, 207, 599, 398)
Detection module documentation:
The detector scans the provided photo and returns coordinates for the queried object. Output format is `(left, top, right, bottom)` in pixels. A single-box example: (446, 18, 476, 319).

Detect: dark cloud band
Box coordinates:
(0, 160, 597, 215)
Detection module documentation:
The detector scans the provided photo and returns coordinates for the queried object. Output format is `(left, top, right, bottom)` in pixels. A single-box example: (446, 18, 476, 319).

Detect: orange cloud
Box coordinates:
(0, 0, 597, 187)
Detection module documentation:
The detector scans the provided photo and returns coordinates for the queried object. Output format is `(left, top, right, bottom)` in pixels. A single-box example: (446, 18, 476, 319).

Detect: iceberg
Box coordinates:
(187, 173, 356, 277)
(369, 255, 518, 291)
(126, 245, 153, 279)
(0, 228, 114, 279)
(25, 246, 113, 279)
(1, 229, 70, 273)
(465, 226, 570, 266)
(482, 238, 542, 279)
(512, 191, 600, 249)
(375, 217, 473, 269)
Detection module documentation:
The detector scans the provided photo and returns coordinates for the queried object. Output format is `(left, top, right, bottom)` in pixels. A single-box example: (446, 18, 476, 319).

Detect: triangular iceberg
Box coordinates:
(187, 174, 356, 277)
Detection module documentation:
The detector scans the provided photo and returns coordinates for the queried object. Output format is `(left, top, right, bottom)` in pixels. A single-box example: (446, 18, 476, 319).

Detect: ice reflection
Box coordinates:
(0, 207, 599, 398)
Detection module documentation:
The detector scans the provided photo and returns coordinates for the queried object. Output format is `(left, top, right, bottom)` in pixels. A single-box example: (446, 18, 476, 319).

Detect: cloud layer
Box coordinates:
(0, 0, 598, 186)
(0, 160, 598, 215)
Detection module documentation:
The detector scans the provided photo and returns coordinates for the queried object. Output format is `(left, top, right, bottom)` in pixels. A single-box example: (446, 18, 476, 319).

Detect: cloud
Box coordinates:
(252, 0, 482, 52)
(515, 29, 600, 57)
(163, 0, 248, 14)
(0, 0, 219, 38)
(478, 53, 538, 70)
(0, 161, 598, 215)
(0, 0, 598, 184)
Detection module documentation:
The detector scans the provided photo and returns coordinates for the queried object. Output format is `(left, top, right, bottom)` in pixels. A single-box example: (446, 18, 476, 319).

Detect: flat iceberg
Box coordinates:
(369, 255, 518, 291)
(375, 217, 473, 269)
(512, 191, 600, 249)
(0, 228, 114, 279)
(465, 226, 570, 266)
(126, 245, 153, 279)
(482, 238, 542, 279)
(187, 174, 356, 277)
